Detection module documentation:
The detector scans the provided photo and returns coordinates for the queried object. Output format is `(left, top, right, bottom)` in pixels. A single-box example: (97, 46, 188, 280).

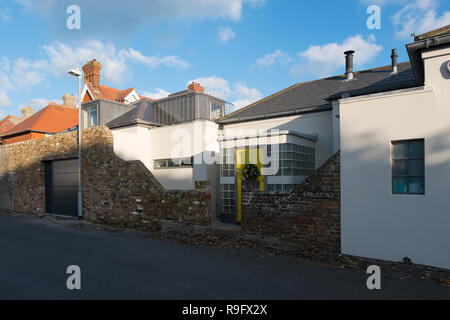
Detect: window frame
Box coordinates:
(153, 157, 194, 170)
(391, 138, 425, 195)
(83, 105, 98, 128)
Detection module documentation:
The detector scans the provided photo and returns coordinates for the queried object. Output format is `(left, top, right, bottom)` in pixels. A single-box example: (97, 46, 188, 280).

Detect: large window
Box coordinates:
(84, 106, 98, 128)
(268, 143, 315, 176)
(392, 139, 425, 195)
(154, 157, 193, 169)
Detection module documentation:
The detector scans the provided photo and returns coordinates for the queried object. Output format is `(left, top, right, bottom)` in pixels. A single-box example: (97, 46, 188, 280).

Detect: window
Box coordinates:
(83, 106, 98, 128)
(211, 102, 224, 120)
(268, 143, 315, 177)
(220, 184, 236, 216)
(392, 139, 425, 195)
(154, 157, 193, 169)
(220, 148, 236, 177)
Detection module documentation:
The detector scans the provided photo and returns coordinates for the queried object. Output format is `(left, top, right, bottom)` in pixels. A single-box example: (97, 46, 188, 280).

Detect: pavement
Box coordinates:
(0, 213, 448, 300)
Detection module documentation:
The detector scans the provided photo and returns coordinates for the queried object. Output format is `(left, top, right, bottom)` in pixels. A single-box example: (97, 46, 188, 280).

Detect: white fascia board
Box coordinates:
(338, 85, 435, 105)
(81, 83, 94, 103)
(218, 130, 318, 142)
(124, 89, 140, 104)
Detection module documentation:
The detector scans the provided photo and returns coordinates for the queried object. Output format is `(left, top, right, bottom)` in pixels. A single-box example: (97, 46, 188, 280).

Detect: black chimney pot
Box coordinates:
(391, 49, 398, 73)
(344, 50, 355, 80)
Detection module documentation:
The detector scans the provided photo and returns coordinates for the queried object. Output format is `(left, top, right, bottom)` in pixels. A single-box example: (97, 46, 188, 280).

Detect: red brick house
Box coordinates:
(81, 59, 141, 104)
(0, 107, 34, 137)
(0, 98, 78, 145)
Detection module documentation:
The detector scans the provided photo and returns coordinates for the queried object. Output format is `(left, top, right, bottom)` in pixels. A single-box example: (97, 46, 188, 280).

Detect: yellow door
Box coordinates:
(236, 148, 264, 223)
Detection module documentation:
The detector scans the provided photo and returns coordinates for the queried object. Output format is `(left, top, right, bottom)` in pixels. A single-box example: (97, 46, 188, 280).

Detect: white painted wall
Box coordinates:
(340, 46, 450, 269)
(222, 111, 334, 168)
(111, 120, 220, 191)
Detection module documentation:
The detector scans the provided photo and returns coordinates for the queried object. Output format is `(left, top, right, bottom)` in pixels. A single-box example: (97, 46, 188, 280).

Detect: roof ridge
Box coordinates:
(220, 61, 411, 121)
(1, 104, 77, 137)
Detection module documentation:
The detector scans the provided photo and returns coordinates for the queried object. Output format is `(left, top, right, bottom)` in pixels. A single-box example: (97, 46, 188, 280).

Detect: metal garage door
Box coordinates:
(45, 159, 78, 217)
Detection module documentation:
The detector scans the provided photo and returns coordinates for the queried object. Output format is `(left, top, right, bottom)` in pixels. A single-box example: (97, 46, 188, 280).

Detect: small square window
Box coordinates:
(392, 139, 425, 195)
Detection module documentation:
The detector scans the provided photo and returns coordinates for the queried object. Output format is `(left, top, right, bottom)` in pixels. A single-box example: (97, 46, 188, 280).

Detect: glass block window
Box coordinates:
(392, 139, 425, 195)
(267, 143, 315, 176)
(221, 148, 236, 177)
(220, 184, 236, 218)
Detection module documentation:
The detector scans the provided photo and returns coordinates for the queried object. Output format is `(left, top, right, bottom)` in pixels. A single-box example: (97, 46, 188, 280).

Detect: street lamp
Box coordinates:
(68, 68, 83, 218)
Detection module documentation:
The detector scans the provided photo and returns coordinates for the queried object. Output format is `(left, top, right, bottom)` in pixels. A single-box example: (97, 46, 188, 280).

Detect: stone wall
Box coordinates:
(0, 126, 210, 230)
(241, 152, 341, 254)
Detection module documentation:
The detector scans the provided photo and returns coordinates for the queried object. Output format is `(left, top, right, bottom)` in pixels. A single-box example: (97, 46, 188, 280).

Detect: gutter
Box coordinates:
(218, 130, 318, 142)
(218, 104, 331, 125)
(406, 33, 450, 85)
(0, 129, 54, 139)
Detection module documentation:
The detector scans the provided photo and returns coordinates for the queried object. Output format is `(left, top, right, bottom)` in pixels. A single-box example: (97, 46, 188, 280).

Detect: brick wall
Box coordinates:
(241, 152, 341, 254)
(0, 126, 210, 230)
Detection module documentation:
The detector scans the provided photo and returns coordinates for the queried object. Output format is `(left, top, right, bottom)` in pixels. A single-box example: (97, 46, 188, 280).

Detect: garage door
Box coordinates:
(45, 159, 79, 217)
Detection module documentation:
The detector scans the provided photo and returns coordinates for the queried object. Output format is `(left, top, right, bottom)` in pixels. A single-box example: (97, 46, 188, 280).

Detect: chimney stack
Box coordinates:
(391, 49, 398, 74)
(344, 50, 355, 80)
(188, 82, 205, 93)
(82, 59, 102, 91)
(62, 93, 77, 108)
(21, 107, 34, 119)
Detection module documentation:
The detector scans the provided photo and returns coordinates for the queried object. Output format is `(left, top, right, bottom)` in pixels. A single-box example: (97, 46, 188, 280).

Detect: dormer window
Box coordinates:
(84, 105, 98, 128)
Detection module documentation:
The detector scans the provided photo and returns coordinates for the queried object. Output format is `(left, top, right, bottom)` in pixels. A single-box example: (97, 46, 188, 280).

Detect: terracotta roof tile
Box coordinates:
(1, 103, 78, 137)
(0, 115, 24, 135)
(85, 80, 135, 103)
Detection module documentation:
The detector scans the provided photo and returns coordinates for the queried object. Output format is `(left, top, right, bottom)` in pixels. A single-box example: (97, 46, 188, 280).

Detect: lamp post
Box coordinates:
(68, 69, 83, 218)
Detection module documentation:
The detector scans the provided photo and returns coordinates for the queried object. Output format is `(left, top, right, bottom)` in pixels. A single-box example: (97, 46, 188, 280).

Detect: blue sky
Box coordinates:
(0, 0, 449, 117)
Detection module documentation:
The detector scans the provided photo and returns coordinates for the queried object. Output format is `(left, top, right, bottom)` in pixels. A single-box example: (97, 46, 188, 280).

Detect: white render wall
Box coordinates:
(340, 46, 450, 269)
(221, 111, 334, 168)
(111, 120, 220, 191)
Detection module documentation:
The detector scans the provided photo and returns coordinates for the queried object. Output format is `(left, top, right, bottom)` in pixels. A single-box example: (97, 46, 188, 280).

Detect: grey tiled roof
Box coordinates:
(106, 99, 157, 128)
(220, 62, 417, 123)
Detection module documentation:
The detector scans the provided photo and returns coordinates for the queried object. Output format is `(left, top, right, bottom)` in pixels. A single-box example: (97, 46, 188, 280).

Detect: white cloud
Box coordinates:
(15, 0, 265, 37)
(244, 0, 266, 7)
(43, 41, 190, 85)
(218, 27, 236, 43)
(254, 50, 291, 68)
(0, 40, 191, 109)
(19, 98, 51, 109)
(122, 48, 190, 69)
(142, 89, 171, 100)
(0, 91, 12, 107)
(189, 76, 262, 110)
(392, 0, 450, 39)
(10, 58, 48, 90)
(232, 82, 263, 110)
(0, 56, 48, 107)
(0, 7, 11, 21)
(291, 34, 382, 78)
(358, 0, 408, 7)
